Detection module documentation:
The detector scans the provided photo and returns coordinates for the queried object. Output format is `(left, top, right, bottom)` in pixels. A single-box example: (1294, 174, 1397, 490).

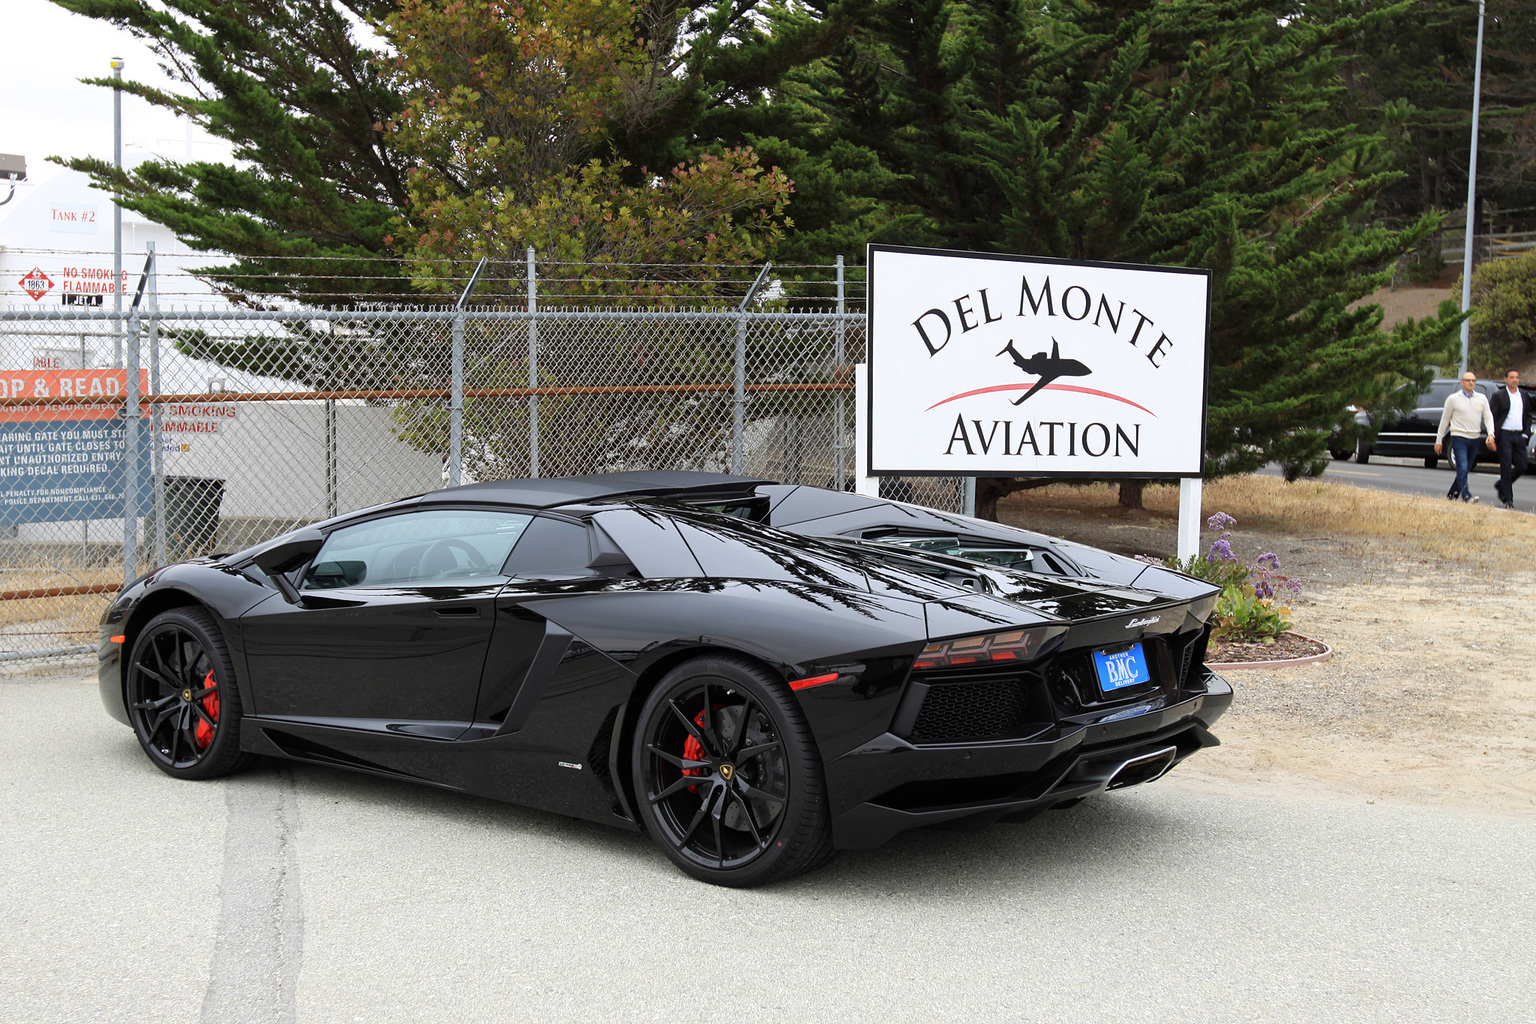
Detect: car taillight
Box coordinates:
(912, 626, 1064, 670)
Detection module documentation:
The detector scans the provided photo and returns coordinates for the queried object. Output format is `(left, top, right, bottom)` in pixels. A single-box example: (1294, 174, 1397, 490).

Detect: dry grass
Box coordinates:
(0, 567, 121, 644)
(998, 475, 1536, 566)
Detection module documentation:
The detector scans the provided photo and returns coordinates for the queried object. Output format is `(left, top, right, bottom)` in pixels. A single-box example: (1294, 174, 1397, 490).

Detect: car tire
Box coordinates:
(125, 607, 250, 780)
(1354, 439, 1370, 464)
(631, 654, 834, 887)
(1328, 448, 1350, 461)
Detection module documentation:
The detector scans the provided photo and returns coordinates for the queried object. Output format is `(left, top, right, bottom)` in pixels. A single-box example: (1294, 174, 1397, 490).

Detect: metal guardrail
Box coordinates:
(1439, 230, 1536, 262)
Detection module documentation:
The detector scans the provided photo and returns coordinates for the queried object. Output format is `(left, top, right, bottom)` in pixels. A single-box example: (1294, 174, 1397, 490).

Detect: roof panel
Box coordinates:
(415, 471, 773, 510)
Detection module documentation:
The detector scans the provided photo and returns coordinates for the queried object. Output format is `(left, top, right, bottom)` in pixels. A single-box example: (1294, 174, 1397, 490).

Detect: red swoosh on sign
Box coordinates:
(924, 382, 1158, 417)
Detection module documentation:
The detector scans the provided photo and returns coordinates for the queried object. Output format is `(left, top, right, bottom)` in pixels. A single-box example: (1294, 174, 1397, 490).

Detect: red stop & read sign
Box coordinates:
(19, 267, 55, 301)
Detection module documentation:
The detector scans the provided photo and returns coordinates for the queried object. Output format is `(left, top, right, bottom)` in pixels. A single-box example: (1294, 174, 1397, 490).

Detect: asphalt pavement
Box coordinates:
(4, 671, 1533, 1024)
(1268, 453, 1536, 509)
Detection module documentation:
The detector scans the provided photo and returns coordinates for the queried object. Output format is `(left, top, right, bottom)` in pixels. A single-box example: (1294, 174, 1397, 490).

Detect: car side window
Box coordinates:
(501, 516, 594, 579)
(301, 509, 533, 589)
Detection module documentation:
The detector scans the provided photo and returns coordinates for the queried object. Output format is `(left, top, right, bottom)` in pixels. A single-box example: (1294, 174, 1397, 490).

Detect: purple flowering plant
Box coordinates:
(1250, 551, 1303, 602)
(1160, 512, 1303, 641)
(1156, 511, 1248, 592)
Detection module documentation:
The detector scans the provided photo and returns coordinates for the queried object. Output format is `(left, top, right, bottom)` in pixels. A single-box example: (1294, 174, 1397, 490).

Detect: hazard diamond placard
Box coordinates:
(19, 267, 54, 301)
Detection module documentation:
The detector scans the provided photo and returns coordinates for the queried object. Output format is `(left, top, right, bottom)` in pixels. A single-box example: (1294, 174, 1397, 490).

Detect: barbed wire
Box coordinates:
(4, 247, 869, 273)
(2, 250, 870, 311)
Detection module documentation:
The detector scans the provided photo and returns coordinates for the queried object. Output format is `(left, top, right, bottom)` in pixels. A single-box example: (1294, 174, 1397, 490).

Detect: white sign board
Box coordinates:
(868, 245, 1210, 477)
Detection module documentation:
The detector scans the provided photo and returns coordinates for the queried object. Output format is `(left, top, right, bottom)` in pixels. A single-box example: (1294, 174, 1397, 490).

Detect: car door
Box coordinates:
(239, 508, 534, 735)
(470, 514, 613, 731)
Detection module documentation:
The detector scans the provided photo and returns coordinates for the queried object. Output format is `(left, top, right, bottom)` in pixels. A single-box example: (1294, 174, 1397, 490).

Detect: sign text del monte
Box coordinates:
(867, 245, 1211, 478)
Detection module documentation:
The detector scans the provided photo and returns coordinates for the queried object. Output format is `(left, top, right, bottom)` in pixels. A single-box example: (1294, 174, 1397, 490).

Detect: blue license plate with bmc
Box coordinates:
(1093, 643, 1151, 693)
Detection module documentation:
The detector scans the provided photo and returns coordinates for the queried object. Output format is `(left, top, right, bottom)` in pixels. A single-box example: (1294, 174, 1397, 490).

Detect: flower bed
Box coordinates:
(1208, 631, 1331, 669)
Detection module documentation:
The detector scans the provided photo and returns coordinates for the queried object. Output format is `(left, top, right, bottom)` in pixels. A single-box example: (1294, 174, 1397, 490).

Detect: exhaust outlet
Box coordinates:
(1104, 745, 1178, 790)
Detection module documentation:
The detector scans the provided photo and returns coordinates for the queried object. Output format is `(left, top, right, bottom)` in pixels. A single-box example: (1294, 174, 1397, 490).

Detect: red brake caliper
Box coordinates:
(195, 670, 220, 749)
(680, 706, 720, 793)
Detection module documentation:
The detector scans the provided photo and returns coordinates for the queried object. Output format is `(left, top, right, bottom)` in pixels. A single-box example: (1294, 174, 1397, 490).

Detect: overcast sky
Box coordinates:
(1, 0, 218, 196)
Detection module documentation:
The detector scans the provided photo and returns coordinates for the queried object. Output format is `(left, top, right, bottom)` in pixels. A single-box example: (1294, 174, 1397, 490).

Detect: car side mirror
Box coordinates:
(251, 530, 325, 603)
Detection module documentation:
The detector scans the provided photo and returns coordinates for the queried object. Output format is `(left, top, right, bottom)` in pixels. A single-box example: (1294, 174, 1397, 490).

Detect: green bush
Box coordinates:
(1460, 251, 1536, 373)
(1215, 586, 1294, 641)
(1155, 512, 1301, 642)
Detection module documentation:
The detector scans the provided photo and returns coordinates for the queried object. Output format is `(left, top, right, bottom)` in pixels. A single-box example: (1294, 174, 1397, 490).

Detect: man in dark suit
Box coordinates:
(1489, 369, 1532, 509)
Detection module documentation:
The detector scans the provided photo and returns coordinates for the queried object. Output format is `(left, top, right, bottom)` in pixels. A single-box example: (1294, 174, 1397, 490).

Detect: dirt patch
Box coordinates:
(1356, 280, 1536, 379)
(997, 486, 1536, 817)
(1355, 281, 1455, 329)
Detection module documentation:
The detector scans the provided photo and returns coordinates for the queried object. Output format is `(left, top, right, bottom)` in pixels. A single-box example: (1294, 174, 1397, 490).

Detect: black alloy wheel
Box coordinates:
(632, 655, 833, 887)
(126, 607, 249, 780)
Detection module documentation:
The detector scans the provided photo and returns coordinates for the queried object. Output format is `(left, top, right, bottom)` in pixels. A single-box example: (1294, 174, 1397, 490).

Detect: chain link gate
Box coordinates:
(0, 253, 964, 664)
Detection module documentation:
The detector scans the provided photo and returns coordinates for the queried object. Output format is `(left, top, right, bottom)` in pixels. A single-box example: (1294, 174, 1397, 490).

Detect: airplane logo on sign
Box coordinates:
(997, 337, 1092, 407)
(19, 267, 54, 301)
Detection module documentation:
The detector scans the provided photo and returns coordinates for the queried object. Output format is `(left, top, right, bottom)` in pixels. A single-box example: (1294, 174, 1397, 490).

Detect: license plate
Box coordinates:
(1093, 643, 1151, 693)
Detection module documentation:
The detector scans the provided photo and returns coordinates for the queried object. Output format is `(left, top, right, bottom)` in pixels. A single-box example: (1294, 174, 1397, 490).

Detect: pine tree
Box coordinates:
(762, 0, 1467, 514)
(50, 0, 872, 305)
(53, 0, 412, 304)
(1318, 0, 1536, 229)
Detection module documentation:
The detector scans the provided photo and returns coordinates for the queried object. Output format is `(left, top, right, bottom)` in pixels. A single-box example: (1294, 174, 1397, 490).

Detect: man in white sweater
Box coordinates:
(1433, 372, 1496, 501)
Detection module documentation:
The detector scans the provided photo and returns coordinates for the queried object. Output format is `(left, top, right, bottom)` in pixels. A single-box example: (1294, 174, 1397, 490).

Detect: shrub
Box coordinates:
(1459, 250, 1536, 373)
(1159, 512, 1302, 642)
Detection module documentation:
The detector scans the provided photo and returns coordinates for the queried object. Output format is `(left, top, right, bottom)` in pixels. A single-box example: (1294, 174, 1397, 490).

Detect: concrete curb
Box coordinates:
(1207, 632, 1333, 671)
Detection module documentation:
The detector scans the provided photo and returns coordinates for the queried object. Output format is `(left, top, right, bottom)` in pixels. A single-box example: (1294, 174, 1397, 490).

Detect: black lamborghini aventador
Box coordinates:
(98, 472, 1231, 886)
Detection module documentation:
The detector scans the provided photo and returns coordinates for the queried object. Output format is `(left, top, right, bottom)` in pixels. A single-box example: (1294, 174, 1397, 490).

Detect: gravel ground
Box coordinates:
(997, 495, 1536, 817)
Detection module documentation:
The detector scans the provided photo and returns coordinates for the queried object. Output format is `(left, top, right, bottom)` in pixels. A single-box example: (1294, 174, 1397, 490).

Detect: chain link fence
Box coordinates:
(0, 252, 963, 663)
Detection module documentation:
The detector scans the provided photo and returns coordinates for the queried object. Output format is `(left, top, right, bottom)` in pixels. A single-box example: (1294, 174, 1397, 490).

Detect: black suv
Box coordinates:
(1350, 378, 1536, 471)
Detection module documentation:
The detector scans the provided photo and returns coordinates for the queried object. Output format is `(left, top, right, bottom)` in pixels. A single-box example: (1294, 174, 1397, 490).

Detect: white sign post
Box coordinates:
(854, 363, 878, 497)
(867, 245, 1211, 557)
